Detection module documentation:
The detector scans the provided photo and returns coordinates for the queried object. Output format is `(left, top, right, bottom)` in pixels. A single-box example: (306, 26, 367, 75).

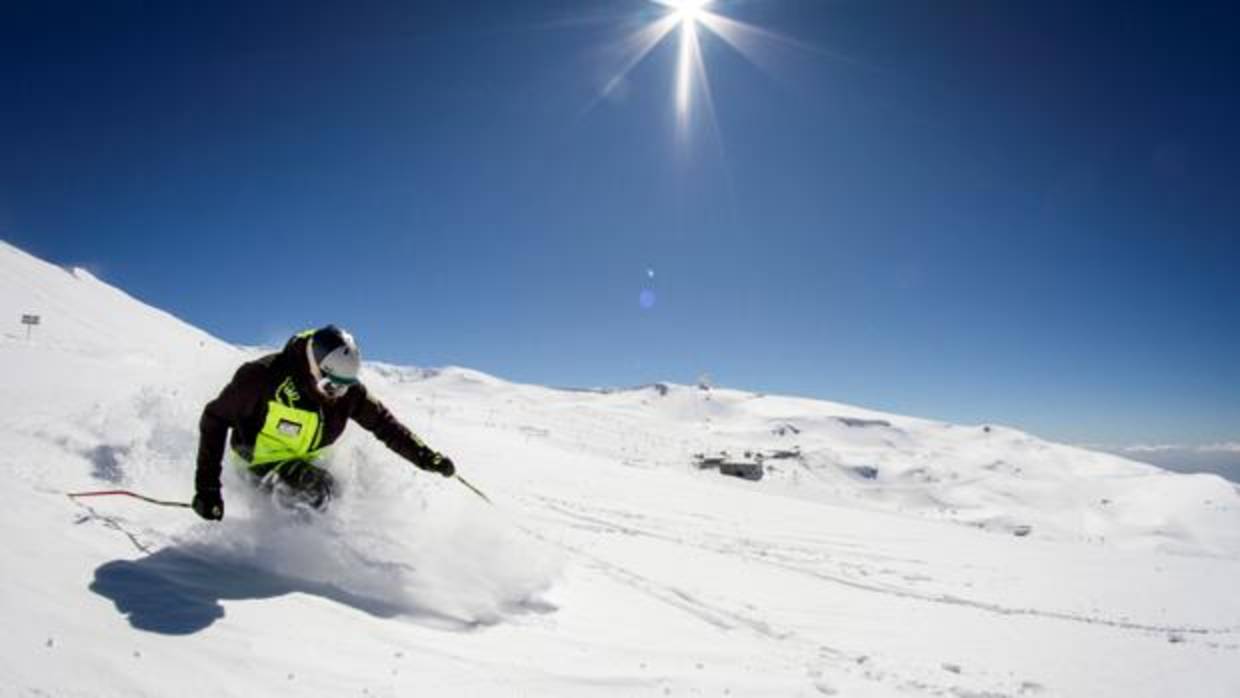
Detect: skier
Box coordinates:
(191, 325, 455, 521)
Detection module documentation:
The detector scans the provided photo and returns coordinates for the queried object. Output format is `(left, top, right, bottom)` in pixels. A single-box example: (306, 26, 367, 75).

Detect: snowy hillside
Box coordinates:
(2, 239, 1238, 697)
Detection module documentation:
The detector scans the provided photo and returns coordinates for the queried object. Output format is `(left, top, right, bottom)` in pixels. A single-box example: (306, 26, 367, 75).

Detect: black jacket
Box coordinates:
(195, 335, 438, 492)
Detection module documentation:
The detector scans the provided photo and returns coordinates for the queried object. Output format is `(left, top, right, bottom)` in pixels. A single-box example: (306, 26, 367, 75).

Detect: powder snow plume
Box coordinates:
(173, 447, 564, 627)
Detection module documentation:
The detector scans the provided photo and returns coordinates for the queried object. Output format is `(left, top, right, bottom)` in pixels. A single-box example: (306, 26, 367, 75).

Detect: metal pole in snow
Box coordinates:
(454, 474, 492, 505)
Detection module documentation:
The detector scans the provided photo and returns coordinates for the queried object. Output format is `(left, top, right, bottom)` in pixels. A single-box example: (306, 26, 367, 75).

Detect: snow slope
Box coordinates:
(2, 239, 1238, 697)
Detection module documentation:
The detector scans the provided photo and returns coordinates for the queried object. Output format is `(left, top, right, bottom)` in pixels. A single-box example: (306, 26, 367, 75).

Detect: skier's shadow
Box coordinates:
(90, 548, 410, 635)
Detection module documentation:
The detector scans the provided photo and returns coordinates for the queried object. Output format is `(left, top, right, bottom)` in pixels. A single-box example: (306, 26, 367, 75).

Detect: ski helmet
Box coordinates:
(307, 325, 360, 399)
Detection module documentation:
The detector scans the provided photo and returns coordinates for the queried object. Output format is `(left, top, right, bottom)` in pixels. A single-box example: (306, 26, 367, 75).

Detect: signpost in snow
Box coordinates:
(21, 314, 39, 341)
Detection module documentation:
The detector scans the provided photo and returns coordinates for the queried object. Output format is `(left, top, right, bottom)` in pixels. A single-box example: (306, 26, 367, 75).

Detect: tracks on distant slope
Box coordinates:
(526, 495, 1239, 638)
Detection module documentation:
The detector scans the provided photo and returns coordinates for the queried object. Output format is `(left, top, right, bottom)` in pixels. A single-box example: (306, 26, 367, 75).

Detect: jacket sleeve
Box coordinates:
(350, 386, 438, 468)
(195, 363, 266, 492)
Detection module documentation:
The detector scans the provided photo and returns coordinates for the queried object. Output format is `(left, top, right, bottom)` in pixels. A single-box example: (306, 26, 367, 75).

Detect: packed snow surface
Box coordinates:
(2, 239, 1238, 697)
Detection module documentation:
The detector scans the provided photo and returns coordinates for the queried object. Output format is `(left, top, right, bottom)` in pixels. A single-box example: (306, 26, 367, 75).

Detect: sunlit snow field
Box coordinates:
(2, 240, 1238, 697)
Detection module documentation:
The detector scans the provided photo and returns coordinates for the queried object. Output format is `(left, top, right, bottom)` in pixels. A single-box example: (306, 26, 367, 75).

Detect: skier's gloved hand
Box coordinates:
(422, 453, 455, 478)
(192, 489, 224, 521)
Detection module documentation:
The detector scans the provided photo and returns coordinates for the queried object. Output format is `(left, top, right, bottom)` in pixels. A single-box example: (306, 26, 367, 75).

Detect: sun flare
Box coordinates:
(592, 0, 802, 142)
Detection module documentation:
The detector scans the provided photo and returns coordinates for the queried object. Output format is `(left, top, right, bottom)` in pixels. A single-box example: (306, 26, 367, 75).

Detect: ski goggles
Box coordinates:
(316, 371, 357, 399)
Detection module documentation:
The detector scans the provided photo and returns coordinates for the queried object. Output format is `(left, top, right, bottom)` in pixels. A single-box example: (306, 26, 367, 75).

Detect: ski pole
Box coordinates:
(454, 474, 492, 505)
(67, 489, 192, 509)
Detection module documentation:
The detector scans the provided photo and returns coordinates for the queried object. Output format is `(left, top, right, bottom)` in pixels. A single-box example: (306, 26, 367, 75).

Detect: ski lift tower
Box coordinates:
(21, 314, 39, 341)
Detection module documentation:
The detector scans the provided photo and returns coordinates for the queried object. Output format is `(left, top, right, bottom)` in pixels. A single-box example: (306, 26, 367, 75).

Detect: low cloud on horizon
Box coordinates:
(1086, 443, 1240, 484)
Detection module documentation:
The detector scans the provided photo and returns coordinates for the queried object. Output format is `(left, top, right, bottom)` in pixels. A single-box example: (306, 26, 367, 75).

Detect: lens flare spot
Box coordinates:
(639, 289, 657, 310)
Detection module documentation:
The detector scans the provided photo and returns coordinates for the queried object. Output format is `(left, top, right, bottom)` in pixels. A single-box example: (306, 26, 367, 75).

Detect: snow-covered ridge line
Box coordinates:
(1, 239, 232, 358)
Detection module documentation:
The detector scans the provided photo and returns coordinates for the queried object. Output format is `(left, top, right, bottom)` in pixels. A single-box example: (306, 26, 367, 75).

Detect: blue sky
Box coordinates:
(2, 0, 1237, 451)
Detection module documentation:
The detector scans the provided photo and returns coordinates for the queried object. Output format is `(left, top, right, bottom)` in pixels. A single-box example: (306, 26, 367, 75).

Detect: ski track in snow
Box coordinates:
(541, 537, 1051, 698)
(528, 495, 1237, 637)
(510, 492, 1240, 696)
(69, 498, 159, 555)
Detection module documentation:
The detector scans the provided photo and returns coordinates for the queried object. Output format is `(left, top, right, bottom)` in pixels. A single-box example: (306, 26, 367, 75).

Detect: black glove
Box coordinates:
(422, 453, 455, 478)
(192, 489, 224, 521)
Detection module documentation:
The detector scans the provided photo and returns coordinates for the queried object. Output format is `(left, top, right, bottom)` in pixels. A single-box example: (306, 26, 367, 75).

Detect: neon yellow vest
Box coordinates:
(249, 376, 328, 466)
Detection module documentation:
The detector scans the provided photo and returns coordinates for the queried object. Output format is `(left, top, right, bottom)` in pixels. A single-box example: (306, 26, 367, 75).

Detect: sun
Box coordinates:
(668, 0, 711, 24)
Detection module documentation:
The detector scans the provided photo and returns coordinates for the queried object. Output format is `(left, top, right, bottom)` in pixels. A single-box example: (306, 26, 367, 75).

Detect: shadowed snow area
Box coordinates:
(3, 238, 1239, 697)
